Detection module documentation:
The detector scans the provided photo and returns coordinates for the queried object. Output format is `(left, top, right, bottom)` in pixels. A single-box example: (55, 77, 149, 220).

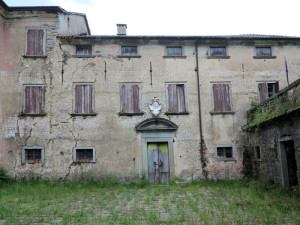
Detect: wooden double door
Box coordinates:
(147, 142, 169, 184)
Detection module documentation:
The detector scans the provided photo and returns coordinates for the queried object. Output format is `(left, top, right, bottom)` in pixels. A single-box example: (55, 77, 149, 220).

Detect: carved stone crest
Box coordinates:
(149, 97, 162, 117)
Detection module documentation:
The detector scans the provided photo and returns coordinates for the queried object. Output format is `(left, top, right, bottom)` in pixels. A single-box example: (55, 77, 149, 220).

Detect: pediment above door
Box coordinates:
(136, 118, 178, 132)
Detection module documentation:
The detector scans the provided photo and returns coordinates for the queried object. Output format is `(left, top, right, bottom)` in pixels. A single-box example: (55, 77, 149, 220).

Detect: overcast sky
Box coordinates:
(4, 0, 300, 36)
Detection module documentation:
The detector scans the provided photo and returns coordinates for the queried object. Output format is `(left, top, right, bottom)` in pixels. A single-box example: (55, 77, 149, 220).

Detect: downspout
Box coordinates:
(195, 41, 207, 179)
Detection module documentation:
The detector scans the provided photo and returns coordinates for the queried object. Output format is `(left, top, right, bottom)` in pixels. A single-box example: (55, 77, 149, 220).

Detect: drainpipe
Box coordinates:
(195, 41, 206, 178)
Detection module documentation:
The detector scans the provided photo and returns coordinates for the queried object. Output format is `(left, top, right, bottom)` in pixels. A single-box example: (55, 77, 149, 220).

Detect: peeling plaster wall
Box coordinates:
(57, 14, 89, 35)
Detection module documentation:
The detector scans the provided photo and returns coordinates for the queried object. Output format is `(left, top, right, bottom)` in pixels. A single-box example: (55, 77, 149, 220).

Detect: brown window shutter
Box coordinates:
(132, 85, 140, 113)
(275, 81, 279, 93)
(176, 84, 186, 112)
(213, 84, 231, 112)
(26, 30, 44, 55)
(74, 85, 93, 114)
(168, 84, 178, 112)
(24, 86, 43, 114)
(74, 85, 82, 113)
(258, 83, 268, 103)
(120, 84, 127, 113)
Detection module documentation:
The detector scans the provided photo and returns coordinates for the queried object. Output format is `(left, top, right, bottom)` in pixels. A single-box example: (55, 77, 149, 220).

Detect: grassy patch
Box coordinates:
(0, 179, 299, 224)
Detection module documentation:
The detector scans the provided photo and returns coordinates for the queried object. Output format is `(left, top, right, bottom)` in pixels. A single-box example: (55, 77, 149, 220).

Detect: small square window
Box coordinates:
(121, 46, 138, 56)
(210, 47, 226, 56)
(76, 45, 92, 55)
(23, 85, 45, 114)
(74, 84, 94, 114)
(215, 145, 234, 160)
(255, 146, 261, 159)
(22, 147, 44, 164)
(73, 147, 96, 163)
(26, 29, 45, 56)
(255, 47, 272, 56)
(166, 46, 182, 56)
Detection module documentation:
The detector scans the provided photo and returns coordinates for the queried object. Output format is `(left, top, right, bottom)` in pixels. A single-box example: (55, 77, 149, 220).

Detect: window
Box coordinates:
(21, 147, 44, 164)
(166, 46, 182, 56)
(212, 83, 232, 112)
(120, 84, 141, 114)
(210, 47, 226, 56)
(255, 47, 272, 57)
(255, 146, 261, 159)
(26, 29, 45, 56)
(121, 46, 138, 56)
(215, 145, 234, 160)
(73, 147, 96, 163)
(23, 85, 45, 114)
(76, 45, 92, 55)
(166, 83, 187, 113)
(74, 84, 94, 114)
(258, 81, 279, 103)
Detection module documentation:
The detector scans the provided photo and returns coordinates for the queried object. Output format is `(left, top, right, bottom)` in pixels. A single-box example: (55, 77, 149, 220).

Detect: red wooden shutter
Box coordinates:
(120, 84, 127, 113)
(258, 83, 268, 103)
(275, 81, 279, 93)
(168, 84, 177, 112)
(176, 84, 186, 112)
(26, 30, 44, 56)
(213, 84, 231, 112)
(24, 86, 43, 114)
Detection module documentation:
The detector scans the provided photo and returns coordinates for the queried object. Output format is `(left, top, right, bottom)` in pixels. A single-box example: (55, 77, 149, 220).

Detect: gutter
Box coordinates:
(195, 41, 206, 178)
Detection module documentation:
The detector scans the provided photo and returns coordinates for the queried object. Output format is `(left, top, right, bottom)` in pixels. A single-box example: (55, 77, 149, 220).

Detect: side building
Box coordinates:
(1, 1, 300, 183)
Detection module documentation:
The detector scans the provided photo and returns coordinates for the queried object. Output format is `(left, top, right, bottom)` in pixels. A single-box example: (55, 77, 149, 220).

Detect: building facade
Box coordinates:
(1, 0, 299, 183)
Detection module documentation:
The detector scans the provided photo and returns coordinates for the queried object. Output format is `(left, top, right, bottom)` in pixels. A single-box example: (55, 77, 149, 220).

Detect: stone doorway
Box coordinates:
(280, 139, 298, 186)
(147, 142, 169, 184)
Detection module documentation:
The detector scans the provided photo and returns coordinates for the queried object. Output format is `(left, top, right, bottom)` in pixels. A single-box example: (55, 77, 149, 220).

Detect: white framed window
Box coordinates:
(21, 146, 45, 164)
(215, 145, 235, 161)
(166, 83, 187, 114)
(23, 84, 45, 115)
(73, 147, 96, 163)
(25, 28, 46, 56)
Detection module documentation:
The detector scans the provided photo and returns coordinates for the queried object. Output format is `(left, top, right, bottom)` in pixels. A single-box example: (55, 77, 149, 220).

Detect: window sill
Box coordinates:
(209, 111, 235, 115)
(165, 112, 190, 115)
(216, 158, 237, 162)
(253, 56, 276, 59)
(19, 113, 47, 117)
(23, 55, 47, 59)
(72, 55, 96, 58)
(73, 161, 96, 164)
(70, 113, 97, 117)
(207, 56, 230, 59)
(163, 55, 187, 59)
(117, 55, 141, 58)
(118, 112, 144, 116)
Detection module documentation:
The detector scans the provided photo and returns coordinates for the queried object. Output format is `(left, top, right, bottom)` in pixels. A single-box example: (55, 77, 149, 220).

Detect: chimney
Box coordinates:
(117, 24, 127, 35)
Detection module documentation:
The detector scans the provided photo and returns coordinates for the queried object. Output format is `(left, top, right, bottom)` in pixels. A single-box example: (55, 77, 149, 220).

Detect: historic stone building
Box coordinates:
(0, 0, 299, 184)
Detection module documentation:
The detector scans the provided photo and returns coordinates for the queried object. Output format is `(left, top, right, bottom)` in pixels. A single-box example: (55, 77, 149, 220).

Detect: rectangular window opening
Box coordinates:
(255, 47, 272, 56)
(120, 84, 141, 114)
(212, 83, 232, 112)
(76, 45, 92, 55)
(210, 47, 226, 56)
(74, 147, 95, 163)
(121, 46, 138, 56)
(255, 146, 261, 159)
(166, 46, 182, 56)
(216, 146, 233, 159)
(22, 147, 44, 164)
(258, 81, 279, 103)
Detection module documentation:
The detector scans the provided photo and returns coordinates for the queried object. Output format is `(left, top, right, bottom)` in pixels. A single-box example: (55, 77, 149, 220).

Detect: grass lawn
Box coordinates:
(0, 179, 299, 224)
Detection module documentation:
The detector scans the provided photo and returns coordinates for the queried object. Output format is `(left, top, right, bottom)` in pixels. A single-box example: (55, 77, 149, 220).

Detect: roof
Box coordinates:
(0, 0, 90, 35)
(59, 34, 300, 41)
